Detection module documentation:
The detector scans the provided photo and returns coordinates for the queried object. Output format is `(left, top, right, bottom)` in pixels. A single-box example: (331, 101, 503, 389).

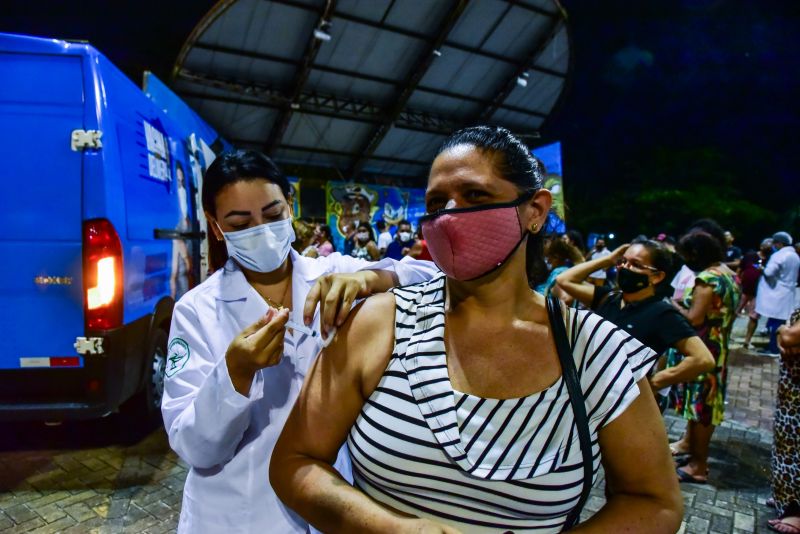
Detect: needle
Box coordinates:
(285, 319, 319, 338)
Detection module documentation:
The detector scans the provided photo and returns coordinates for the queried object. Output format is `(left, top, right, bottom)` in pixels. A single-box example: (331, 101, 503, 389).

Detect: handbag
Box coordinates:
(546, 295, 594, 531)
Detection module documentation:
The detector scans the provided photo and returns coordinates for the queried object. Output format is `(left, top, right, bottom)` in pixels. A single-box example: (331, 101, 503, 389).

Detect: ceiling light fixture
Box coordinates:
(314, 21, 332, 42)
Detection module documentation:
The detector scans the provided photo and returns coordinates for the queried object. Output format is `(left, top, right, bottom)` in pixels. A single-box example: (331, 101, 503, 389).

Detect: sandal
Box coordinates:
(768, 518, 800, 534)
(674, 455, 691, 468)
(676, 467, 708, 484)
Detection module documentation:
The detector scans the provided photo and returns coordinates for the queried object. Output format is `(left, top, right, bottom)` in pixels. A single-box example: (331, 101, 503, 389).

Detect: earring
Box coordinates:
(531, 223, 538, 233)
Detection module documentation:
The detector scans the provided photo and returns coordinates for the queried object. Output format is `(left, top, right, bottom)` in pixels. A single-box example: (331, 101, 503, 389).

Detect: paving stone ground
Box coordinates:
(0, 316, 785, 533)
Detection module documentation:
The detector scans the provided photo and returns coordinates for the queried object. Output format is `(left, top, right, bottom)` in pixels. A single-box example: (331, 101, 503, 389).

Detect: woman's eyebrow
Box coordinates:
(223, 200, 281, 219)
(223, 210, 252, 219)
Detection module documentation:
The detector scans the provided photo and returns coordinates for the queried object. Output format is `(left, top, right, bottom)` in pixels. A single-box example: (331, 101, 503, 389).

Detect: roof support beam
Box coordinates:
(348, 0, 470, 177)
(188, 42, 548, 119)
(176, 69, 459, 135)
(227, 139, 429, 166)
(501, 0, 559, 18)
(265, 0, 564, 78)
(475, 17, 565, 123)
(263, 0, 337, 155)
(279, 144, 429, 166)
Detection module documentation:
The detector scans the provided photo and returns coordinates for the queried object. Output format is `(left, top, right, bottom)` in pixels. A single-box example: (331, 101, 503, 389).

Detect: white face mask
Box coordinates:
(356, 231, 370, 242)
(219, 217, 295, 273)
(398, 231, 412, 242)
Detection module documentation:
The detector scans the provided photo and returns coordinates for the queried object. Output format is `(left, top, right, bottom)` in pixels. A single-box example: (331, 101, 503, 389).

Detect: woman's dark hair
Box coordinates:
(677, 230, 725, 271)
(687, 218, 727, 254)
(630, 238, 679, 298)
(202, 150, 292, 271)
(565, 230, 586, 255)
(546, 239, 583, 267)
(317, 223, 335, 251)
(436, 126, 547, 287)
(631, 238, 673, 274)
(175, 160, 186, 183)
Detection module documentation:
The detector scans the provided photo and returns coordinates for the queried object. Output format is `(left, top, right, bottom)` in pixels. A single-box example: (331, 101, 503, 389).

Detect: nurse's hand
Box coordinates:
(303, 270, 398, 336)
(226, 307, 289, 396)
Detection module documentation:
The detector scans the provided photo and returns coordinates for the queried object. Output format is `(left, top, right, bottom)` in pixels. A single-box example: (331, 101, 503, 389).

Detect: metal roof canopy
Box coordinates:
(173, 0, 570, 181)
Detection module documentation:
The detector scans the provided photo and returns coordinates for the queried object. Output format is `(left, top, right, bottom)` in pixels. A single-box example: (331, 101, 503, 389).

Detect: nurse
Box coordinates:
(161, 150, 436, 533)
(755, 231, 800, 355)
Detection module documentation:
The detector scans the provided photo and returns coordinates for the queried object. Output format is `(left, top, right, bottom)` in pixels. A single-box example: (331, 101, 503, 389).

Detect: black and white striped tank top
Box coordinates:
(347, 274, 657, 532)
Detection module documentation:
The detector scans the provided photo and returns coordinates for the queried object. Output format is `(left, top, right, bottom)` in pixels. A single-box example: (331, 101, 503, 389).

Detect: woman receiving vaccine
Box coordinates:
(161, 150, 436, 533)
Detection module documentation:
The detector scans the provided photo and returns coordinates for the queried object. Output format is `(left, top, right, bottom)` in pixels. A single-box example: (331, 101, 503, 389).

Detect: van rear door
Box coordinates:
(0, 51, 85, 370)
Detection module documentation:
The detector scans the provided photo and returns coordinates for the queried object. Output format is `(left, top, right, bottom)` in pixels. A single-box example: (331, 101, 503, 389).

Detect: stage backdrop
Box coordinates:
(287, 176, 301, 217)
(325, 181, 426, 252)
(532, 141, 566, 234)
(322, 141, 564, 251)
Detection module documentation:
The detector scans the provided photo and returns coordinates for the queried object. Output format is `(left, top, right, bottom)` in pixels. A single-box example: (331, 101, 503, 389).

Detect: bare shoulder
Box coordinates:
(325, 291, 397, 398)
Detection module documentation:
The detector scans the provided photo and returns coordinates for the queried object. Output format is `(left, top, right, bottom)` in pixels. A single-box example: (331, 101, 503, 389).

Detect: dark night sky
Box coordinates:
(2, 0, 798, 246)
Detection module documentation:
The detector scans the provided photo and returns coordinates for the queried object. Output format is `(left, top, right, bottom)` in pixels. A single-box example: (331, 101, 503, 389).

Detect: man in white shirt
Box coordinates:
(376, 220, 393, 257)
(588, 237, 611, 286)
(755, 231, 800, 355)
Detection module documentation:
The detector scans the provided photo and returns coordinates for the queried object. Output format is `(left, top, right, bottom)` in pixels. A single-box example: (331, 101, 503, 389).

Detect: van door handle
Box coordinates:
(154, 229, 206, 240)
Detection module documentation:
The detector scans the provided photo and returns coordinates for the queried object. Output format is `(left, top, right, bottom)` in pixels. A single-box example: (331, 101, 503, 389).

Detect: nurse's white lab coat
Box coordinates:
(162, 250, 437, 533)
(755, 246, 800, 321)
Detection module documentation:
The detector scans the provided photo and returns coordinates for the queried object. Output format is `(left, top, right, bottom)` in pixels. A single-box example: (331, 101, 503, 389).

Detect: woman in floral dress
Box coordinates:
(668, 230, 740, 484)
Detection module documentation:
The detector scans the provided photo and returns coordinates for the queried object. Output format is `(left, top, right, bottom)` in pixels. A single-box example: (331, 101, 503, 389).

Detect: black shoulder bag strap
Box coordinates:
(546, 296, 593, 531)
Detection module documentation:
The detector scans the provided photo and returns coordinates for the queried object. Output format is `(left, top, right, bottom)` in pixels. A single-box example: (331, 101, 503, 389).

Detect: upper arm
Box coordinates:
(162, 301, 214, 423)
(273, 292, 396, 465)
(686, 283, 713, 327)
(780, 321, 800, 347)
(598, 378, 681, 504)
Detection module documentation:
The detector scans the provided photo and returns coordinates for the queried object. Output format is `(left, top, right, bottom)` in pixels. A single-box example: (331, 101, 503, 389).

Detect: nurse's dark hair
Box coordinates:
(436, 126, 547, 287)
(202, 150, 291, 213)
(202, 149, 292, 271)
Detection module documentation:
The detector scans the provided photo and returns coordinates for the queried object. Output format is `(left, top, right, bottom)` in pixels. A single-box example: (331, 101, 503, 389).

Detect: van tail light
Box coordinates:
(83, 219, 123, 330)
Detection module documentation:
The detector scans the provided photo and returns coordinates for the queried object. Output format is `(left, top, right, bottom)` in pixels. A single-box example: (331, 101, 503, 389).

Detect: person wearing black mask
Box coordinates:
(556, 240, 714, 399)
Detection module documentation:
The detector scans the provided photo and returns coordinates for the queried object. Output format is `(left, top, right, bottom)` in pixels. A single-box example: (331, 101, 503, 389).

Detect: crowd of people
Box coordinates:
(162, 126, 799, 533)
(293, 217, 432, 264)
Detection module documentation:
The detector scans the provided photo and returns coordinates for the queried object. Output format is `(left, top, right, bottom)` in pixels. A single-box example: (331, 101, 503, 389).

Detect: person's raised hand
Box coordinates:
(609, 243, 630, 264)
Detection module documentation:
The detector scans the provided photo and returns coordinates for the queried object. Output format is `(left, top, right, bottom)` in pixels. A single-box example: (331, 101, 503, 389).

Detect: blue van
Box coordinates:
(0, 33, 228, 420)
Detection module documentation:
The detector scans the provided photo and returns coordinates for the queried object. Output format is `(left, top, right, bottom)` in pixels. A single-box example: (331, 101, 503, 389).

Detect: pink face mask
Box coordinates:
(420, 192, 533, 281)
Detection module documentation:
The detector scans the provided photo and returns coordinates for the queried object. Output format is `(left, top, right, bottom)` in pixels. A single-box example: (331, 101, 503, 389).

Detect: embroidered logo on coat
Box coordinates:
(166, 338, 190, 378)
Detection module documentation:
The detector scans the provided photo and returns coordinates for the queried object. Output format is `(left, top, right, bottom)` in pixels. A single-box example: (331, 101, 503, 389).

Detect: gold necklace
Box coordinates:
(261, 279, 292, 310)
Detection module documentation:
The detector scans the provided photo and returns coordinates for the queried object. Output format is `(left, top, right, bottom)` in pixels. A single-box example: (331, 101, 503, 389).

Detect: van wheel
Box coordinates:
(118, 327, 167, 439)
(144, 328, 168, 420)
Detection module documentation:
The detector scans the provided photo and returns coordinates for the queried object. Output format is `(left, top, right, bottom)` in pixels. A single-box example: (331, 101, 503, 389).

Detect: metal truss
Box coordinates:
(264, 0, 337, 154)
(348, 0, 470, 176)
(176, 69, 460, 135)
